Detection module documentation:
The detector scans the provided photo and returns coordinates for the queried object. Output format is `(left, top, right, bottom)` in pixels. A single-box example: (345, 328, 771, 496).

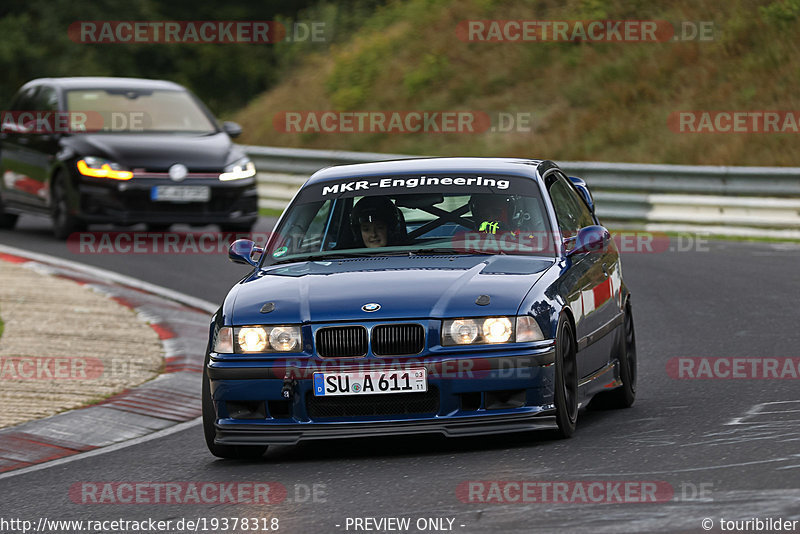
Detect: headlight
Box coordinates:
(219, 158, 256, 181)
(76, 156, 133, 180)
(268, 326, 300, 352)
(442, 316, 545, 346)
(448, 319, 480, 344)
(213, 325, 302, 354)
(483, 317, 513, 343)
(238, 327, 268, 352)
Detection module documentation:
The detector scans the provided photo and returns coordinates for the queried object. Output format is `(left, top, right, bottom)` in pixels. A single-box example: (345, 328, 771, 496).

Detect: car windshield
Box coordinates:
(65, 88, 217, 134)
(263, 173, 556, 266)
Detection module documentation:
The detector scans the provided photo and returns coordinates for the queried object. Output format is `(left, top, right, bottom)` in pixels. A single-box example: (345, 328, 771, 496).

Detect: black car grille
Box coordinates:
(306, 387, 439, 418)
(372, 324, 425, 356)
(316, 326, 368, 358)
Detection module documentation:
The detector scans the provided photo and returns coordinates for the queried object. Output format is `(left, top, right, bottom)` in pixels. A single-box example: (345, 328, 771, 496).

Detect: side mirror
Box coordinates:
(567, 225, 610, 257)
(222, 121, 242, 138)
(1, 122, 29, 134)
(569, 176, 595, 214)
(228, 239, 262, 266)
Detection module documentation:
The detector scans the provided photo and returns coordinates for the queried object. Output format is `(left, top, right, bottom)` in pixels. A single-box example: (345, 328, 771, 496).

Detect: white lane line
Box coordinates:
(0, 244, 218, 313)
(0, 418, 202, 481)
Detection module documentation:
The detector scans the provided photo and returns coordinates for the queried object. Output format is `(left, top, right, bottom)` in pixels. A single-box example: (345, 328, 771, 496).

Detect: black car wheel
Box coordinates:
(51, 172, 85, 240)
(589, 300, 637, 410)
(554, 315, 578, 438)
(0, 194, 18, 230)
(202, 365, 268, 460)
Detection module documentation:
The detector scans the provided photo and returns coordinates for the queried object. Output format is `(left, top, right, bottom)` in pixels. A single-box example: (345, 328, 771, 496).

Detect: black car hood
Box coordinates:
(62, 132, 239, 171)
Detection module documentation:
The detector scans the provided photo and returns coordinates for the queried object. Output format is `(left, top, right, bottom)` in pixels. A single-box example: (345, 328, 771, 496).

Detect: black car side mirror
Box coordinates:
(229, 239, 262, 266)
(222, 121, 242, 138)
(567, 225, 610, 257)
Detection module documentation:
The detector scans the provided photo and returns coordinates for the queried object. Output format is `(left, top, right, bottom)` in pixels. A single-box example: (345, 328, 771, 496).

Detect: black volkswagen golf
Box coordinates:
(0, 77, 258, 238)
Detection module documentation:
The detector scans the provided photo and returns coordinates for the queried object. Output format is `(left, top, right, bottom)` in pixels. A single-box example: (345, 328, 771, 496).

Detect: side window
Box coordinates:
(10, 87, 38, 111)
(547, 173, 594, 237)
(4, 87, 39, 134)
(301, 199, 332, 251)
(34, 86, 59, 112)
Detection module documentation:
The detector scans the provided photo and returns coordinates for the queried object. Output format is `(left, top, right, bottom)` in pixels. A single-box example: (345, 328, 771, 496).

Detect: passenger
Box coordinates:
(469, 194, 513, 234)
(350, 196, 408, 248)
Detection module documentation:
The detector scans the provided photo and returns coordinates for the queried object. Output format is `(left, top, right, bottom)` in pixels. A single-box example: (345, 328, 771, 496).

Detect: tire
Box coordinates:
(202, 366, 268, 460)
(51, 173, 85, 240)
(146, 223, 172, 232)
(553, 315, 578, 438)
(589, 301, 637, 410)
(0, 196, 18, 229)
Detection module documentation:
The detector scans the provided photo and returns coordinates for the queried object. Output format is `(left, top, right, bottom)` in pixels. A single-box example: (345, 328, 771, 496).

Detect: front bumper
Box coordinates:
(216, 412, 558, 446)
(208, 348, 557, 446)
(76, 175, 258, 225)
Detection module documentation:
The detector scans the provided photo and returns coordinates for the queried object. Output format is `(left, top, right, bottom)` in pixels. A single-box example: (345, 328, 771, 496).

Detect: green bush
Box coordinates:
(760, 0, 800, 24)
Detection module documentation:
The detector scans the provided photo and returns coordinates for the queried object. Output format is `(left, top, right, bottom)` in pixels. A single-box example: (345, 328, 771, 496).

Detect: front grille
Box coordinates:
(306, 387, 439, 418)
(316, 326, 368, 358)
(115, 188, 254, 214)
(372, 324, 425, 356)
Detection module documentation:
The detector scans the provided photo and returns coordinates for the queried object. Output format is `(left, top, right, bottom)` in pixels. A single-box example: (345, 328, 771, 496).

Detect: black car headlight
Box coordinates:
(441, 316, 544, 346)
(76, 156, 133, 180)
(219, 158, 256, 181)
(214, 325, 302, 353)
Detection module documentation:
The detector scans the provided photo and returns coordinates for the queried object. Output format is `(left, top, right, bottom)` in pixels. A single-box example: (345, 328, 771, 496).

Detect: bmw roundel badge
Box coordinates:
(362, 303, 381, 312)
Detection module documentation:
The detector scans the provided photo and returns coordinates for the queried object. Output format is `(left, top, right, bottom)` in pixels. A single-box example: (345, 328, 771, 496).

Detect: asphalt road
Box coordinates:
(1, 215, 799, 533)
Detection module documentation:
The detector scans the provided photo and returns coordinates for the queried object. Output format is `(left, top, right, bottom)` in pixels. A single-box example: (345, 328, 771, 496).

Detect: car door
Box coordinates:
(547, 171, 618, 379)
(26, 85, 63, 210)
(0, 85, 52, 209)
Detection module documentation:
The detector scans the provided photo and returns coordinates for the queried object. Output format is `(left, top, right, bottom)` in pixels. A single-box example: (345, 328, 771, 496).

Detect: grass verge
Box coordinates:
(235, 0, 800, 166)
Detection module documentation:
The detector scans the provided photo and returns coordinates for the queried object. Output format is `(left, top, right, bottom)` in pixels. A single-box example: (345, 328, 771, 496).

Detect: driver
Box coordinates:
(350, 196, 408, 248)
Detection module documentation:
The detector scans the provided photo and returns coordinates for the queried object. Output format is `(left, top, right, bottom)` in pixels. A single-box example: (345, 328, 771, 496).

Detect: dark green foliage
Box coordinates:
(0, 0, 387, 116)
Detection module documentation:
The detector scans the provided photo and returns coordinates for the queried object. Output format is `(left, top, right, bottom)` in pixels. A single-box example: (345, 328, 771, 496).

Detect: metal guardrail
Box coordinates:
(243, 145, 800, 238)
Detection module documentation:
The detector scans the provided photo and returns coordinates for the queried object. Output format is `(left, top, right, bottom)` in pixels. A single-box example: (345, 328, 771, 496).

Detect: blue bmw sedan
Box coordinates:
(203, 157, 636, 459)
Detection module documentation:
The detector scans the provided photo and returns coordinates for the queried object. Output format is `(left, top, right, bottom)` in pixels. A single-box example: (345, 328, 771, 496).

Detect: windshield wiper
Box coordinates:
(405, 248, 507, 256)
(268, 252, 381, 265)
(403, 248, 462, 256)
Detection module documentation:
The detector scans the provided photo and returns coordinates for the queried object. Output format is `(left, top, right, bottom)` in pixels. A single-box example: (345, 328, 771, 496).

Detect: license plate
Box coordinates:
(313, 369, 427, 397)
(151, 185, 210, 202)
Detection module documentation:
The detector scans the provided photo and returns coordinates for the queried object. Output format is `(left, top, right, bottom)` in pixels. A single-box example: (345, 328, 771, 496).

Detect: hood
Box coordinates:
(62, 132, 239, 171)
(226, 255, 554, 325)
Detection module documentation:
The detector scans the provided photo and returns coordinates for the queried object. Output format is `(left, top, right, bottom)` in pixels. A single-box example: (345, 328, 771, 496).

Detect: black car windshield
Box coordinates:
(65, 89, 217, 134)
(262, 173, 556, 266)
